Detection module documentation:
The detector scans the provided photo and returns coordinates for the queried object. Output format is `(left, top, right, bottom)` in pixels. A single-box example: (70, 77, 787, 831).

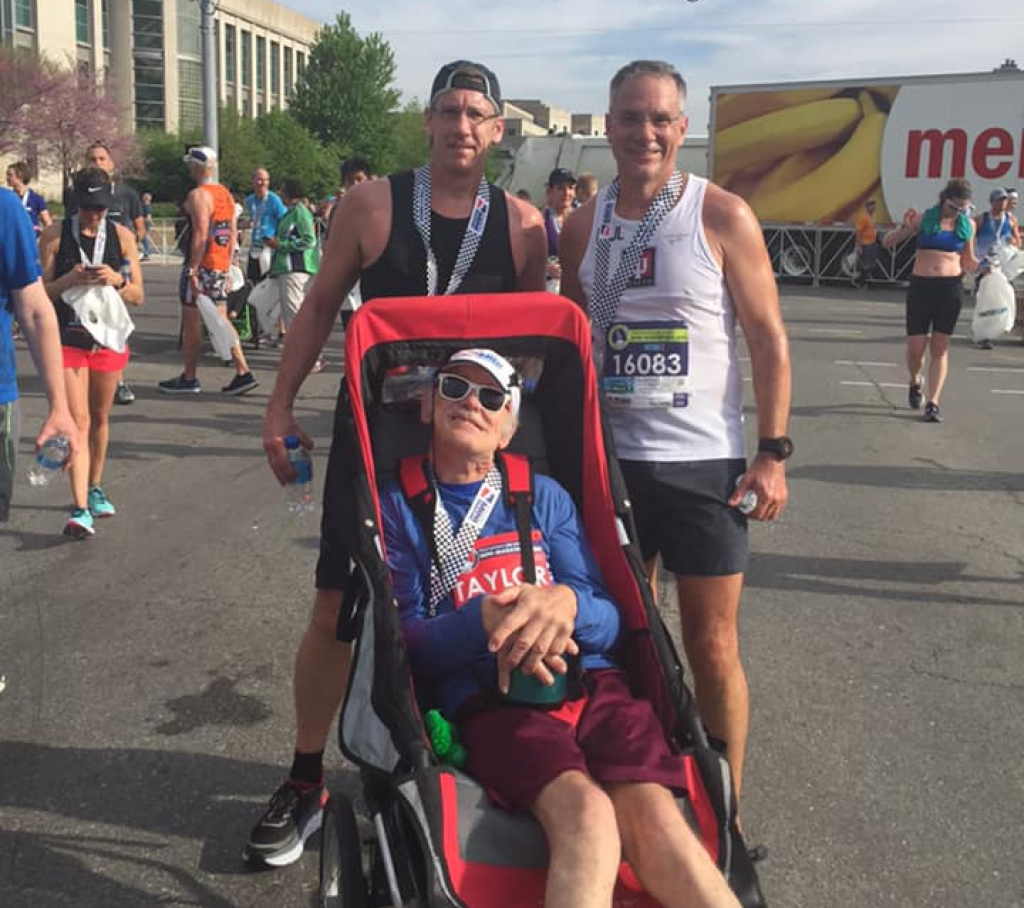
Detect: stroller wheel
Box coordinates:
(320, 793, 367, 908)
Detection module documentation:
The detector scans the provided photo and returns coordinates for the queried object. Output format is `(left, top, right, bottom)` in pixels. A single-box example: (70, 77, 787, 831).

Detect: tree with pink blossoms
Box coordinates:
(1, 49, 138, 185)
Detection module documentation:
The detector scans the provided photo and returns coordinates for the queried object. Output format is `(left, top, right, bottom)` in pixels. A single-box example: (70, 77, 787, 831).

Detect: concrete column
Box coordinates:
(107, 0, 135, 131)
(162, 0, 179, 133)
(215, 8, 226, 107)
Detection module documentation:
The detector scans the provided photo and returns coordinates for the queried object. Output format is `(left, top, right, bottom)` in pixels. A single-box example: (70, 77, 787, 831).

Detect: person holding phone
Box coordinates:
(38, 167, 144, 538)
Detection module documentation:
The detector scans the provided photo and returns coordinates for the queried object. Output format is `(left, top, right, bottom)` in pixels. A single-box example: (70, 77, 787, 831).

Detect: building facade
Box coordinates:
(0, 0, 320, 135)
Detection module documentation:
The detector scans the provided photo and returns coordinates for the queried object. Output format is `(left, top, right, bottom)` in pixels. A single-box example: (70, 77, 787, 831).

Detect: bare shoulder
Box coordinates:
(562, 198, 596, 245)
(345, 176, 391, 216)
(336, 177, 391, 249)
(701, 180, 759, 237)
(114, 222, 138, 250)
(505, 192, 544, 230)
(38, 221, 61, 251)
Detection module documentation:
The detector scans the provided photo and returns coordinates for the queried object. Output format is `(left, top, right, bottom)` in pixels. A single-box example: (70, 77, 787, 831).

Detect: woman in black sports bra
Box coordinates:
(883, 178, 978, 423)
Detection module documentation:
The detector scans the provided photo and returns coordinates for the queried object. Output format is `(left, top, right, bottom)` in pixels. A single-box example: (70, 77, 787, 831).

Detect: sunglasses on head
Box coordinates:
(435, 373, 508, 412)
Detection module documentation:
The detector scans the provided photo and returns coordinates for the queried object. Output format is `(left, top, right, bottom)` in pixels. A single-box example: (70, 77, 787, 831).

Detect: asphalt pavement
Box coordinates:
(1, 265, 1022, 908)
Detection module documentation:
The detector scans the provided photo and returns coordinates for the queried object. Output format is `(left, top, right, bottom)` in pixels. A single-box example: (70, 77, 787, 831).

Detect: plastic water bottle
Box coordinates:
(734, 474, 757, 516)
(284, 435, 314, 514)
(27, 435, 70, 487)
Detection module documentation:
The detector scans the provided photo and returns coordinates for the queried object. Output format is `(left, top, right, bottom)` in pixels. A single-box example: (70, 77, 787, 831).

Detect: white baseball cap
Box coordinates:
(183, 146, 218, 166)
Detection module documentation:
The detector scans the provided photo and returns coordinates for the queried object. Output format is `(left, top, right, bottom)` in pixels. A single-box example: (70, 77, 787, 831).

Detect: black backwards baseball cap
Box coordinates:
(430, 60, 502, 114)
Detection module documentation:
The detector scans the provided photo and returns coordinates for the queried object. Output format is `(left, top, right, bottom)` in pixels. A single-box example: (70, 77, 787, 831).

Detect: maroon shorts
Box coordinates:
(458, 669, 690, 813)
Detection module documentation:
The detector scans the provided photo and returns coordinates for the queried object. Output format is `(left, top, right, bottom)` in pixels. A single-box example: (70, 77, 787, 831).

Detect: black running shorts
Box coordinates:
(316, 392, 356, 638)
(619, 458, 749, 577)
(906, 274, 963, 336)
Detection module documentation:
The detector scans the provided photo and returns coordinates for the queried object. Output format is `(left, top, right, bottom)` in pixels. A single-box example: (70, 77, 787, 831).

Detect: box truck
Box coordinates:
(709, 68, 1024, 282)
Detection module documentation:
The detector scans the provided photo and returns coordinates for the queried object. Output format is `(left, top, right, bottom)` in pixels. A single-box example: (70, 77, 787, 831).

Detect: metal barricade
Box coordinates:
(761, 223, 916, 287)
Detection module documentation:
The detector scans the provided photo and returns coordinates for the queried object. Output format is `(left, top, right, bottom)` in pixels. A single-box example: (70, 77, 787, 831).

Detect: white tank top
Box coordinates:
(579, 175, 744, 461)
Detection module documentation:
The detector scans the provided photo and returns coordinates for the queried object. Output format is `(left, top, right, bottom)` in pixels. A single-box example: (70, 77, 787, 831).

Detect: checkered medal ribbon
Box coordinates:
(413, 164, 491, 296)
(589, 170, 685, 333)
(427, 466, 504, 617)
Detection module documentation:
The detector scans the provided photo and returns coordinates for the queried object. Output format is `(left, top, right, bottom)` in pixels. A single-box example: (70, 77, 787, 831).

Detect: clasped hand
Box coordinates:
(481, 584, 579, 694)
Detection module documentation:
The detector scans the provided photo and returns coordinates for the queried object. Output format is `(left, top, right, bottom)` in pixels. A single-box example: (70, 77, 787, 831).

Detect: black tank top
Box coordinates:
(53, 217, 125, 349)
(359, 170, 516, 301)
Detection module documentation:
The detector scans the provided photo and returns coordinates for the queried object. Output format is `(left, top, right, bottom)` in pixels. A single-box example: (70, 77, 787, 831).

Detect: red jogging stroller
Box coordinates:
(320, 292, 767, 908)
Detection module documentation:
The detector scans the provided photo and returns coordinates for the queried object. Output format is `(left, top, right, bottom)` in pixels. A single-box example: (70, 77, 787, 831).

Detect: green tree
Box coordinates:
(133, 128, 200, 202)
(386, 98, 430, 173)
(289, 12, 399, 170)
(216, 105, 267, 195)
(256, 109, 337, 198)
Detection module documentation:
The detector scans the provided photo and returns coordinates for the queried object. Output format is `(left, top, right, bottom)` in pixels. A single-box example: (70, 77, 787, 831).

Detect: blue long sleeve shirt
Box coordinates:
(380, 473, 622, 716)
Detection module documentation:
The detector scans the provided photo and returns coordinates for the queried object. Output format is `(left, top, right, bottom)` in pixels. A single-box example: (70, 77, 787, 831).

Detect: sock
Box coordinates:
(289, 750, 324, 787)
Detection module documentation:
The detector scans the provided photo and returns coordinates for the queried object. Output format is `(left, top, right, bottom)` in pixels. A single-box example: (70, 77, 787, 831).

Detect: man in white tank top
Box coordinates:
(561, 60, 792, 801)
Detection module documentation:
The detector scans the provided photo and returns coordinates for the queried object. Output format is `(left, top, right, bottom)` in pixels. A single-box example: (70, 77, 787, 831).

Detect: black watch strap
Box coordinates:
(757, 436, 794, 460)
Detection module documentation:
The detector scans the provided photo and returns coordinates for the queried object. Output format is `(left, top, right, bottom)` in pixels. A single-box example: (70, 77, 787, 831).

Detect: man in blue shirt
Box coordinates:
(380, 348, 741, 908)
(0, 191, 77, 522)
(244, 167, 287, 285)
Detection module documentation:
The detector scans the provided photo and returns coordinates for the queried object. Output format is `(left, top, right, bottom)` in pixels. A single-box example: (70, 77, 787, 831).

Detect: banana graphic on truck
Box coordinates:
(710, 71, 1024, 227)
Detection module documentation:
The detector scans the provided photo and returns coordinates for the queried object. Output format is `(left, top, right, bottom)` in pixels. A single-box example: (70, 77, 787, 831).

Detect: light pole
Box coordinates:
(197, 0, 218, 174)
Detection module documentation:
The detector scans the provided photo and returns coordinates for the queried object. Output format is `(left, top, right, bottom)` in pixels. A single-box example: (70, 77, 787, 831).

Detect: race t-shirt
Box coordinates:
(0, 191, 43, 403)
(380, 472, 621, 715)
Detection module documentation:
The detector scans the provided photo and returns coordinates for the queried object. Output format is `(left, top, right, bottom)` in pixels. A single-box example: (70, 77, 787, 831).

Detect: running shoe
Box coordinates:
(114, 381, 136, 405)
(908, 382, 923, 410)
(159, 374, 202, 394)
(88, 486, 116, 518)
(222, 372, 258, 396)
(63, 508, 95, 539)
(923, 402, 943, 423)
(977, 339, 994, 350)
(244, 780, 328, 867)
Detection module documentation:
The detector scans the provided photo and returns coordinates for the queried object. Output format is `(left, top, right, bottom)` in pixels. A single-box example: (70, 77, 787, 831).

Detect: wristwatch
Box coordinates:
(116, 276, 128, 291)
(757, 436, 795, 461)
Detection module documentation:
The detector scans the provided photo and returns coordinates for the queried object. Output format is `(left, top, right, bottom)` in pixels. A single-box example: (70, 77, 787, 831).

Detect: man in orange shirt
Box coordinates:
(853, 198, 879, 289)
(159, 147, 257, 396)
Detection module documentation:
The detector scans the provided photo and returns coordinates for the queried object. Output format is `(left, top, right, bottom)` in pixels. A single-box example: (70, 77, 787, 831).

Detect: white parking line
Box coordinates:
(841, 381, 906, 389)
(968, 366, 1024, 374)
(804, 328, 864, 335)
(991, 389, 1024, 395)
(835, 360, 897, 367)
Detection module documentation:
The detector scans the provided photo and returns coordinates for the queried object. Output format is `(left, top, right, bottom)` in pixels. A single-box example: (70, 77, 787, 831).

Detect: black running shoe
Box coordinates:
(908, 382, 923, 410)
(923, 402, 943, 423)
(244, 781, 328, 867)
(222, 372, 258, 396)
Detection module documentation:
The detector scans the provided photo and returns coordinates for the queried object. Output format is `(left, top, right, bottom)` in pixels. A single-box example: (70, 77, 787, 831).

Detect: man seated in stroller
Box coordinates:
(380, 348, 741, 908)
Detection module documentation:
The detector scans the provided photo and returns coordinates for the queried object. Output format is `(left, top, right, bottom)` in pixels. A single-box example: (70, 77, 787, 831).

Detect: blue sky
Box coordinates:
(283, 0, 1024, 134)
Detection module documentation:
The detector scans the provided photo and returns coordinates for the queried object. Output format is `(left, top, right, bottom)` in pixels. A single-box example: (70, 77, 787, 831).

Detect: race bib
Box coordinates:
(211, 218, 232, 248)
(603, 320, 690, 409)
(449, 530, 552, 609)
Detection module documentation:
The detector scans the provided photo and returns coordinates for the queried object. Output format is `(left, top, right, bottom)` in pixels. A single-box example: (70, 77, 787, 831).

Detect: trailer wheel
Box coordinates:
(780, 243, 812, 277)
(320, 794, 368, 908)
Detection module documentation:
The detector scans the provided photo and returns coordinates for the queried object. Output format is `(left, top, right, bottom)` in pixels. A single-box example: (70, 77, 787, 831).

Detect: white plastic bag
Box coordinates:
(971, 270, 1016, 342)
(62, 284, 135, 352)
(195, 293, 237, 360)
(993, 243, 1023, 282)
(248, 277, 280, 336)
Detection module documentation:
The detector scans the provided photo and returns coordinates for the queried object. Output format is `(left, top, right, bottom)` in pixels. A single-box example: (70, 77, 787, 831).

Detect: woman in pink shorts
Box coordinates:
(38, 168, 144, 538)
